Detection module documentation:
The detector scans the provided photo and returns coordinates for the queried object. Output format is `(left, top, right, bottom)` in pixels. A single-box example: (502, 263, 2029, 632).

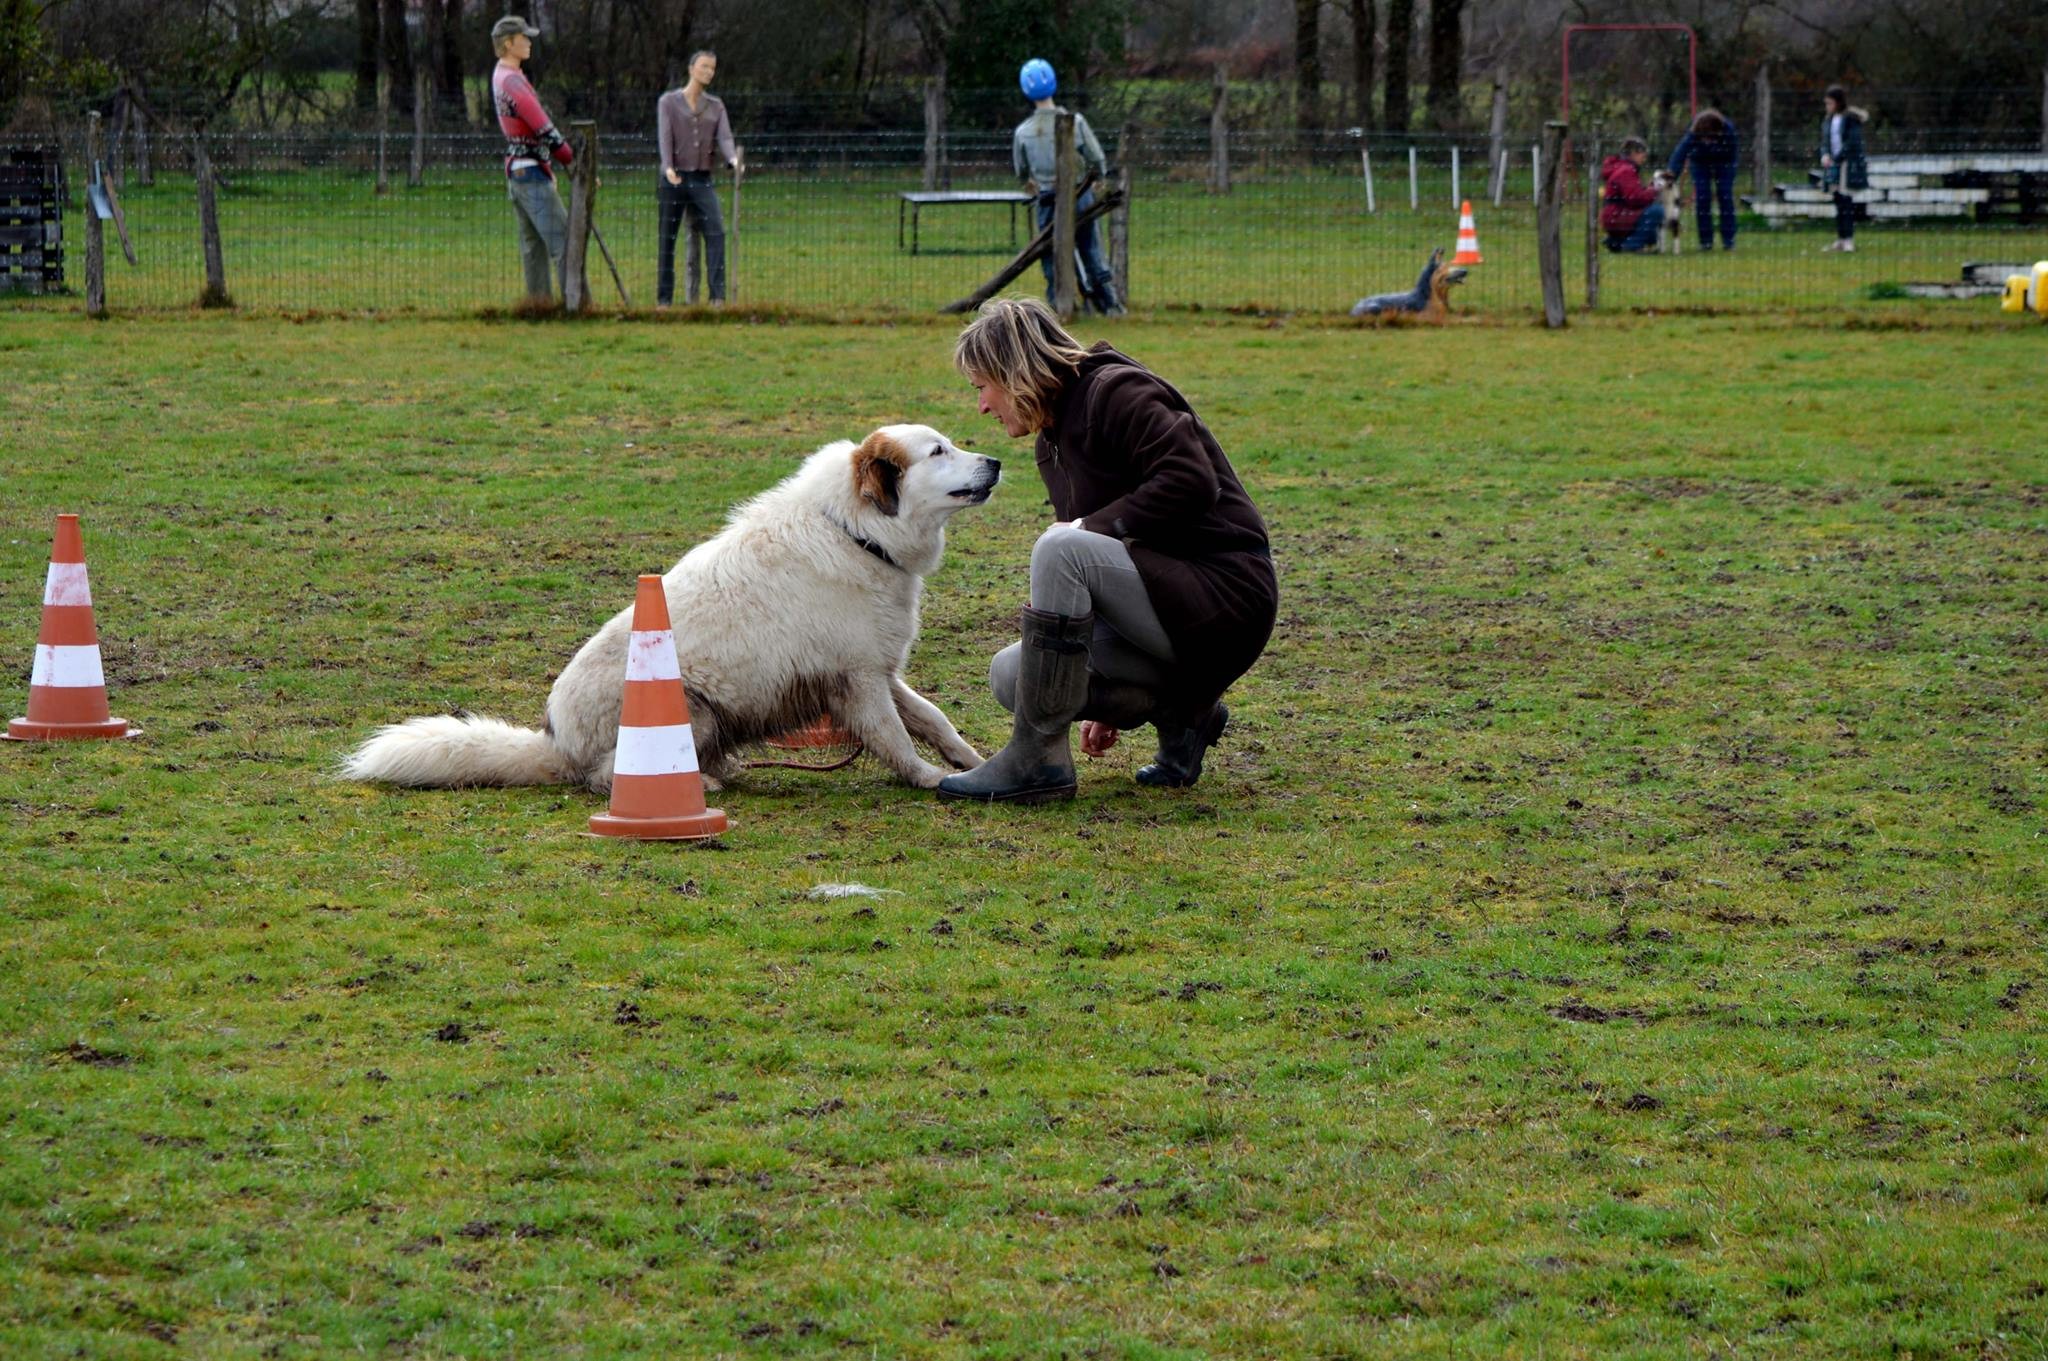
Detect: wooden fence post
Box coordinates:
(564, 121, 597, 314)
(2040, 63, 2047, 155)
(1053, 111, 1079, 319)
(1485, 69, 1507, 203)
(1584, 130, 1602, 310)
(85, 112, 106, 318)
(1111, 124, 1133, 307)
(409, 66, 428, 188)
(1209, 65, 1230, 195)
(195, 130, 230, 308)
(1753, 63, 1772, 197)
(922, 71, 947, 192)
(1537, 121, 1568, 328)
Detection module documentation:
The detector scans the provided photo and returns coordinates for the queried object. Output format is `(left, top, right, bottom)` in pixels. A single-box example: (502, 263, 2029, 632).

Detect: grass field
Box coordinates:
(22, 144, 2048, 316)
(2, 308, 2046, 1358)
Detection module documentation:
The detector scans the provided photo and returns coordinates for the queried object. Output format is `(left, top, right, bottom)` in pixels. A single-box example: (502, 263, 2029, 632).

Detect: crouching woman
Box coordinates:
(938, 298, 1277, 803)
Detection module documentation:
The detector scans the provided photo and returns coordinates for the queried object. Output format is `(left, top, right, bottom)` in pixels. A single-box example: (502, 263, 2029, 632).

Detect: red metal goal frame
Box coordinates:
(1561, 24, 1699, 126)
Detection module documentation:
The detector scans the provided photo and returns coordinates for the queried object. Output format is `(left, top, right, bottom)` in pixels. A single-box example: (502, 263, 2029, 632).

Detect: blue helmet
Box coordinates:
(1019, 58, 1056, 101)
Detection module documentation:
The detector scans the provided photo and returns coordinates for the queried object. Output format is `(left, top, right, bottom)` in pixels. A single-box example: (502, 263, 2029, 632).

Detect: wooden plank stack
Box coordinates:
(0, 147, 64, 294)
(1743, 153, 2048, 226)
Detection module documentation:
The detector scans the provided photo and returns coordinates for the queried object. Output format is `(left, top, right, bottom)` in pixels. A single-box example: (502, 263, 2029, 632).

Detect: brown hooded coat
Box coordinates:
(1036, 344, 1278, 722)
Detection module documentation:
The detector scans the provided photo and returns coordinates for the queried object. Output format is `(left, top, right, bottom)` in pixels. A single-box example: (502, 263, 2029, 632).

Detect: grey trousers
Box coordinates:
(508, 170, 569, 299)
(990, 525, 1175, 713)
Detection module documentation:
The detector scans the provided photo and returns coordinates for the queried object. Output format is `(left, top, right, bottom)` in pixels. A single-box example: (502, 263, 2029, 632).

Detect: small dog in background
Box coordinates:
(1652, 170, 1684, 254)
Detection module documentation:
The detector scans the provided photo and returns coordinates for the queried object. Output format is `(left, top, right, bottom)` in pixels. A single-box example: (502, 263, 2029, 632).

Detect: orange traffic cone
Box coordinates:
(588, 574, 728, 840)
(1452, 200, 1484, 265)
(7, 514, 138, 741)
(767, 714, 854, 749)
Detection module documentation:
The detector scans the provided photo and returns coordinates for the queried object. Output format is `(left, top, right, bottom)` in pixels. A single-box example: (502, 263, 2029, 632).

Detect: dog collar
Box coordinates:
(827, 514, 904, 571)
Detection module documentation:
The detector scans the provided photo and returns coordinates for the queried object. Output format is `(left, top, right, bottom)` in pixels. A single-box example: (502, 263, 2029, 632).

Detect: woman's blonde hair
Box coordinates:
(953, 297, 1093, 433)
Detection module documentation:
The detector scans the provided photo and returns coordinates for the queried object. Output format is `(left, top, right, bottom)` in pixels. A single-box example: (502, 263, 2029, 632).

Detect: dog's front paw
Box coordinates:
(946, 747, 984, 771)
(908, 763, 948, 789)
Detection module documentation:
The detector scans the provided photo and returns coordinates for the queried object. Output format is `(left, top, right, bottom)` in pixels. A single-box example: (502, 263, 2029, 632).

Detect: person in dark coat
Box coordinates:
(1818, 85, 1870, 253)
(1599, 137, 1664, 253)
(1667, 108, 1740, 251)
(937, 298, 1277, 803)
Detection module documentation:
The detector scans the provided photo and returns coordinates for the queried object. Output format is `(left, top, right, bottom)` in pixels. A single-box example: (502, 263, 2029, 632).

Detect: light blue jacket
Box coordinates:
(1012, 106, 1107, 189)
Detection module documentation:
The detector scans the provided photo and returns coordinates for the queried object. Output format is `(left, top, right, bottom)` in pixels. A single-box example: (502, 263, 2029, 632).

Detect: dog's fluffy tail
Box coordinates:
(340, 713, 577, 788)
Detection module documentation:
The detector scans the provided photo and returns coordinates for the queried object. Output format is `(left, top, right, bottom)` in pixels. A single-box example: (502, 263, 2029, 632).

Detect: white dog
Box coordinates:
(1652, 169, 1684, 255)
(342, 424, 999, 793)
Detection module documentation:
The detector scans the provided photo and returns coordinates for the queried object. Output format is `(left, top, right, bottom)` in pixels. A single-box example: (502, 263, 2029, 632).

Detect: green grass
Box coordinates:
(27, 158, 2048, 315)
(2, 309, 2046, 1358)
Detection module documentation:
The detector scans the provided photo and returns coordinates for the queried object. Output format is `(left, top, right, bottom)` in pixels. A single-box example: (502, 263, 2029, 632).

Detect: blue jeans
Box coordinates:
(507, 167, 568, 298)
(1693, 164, 1737, 248)
(1035, 189, 1116, 308)
(657, 174, 726, 304)
(1609, 201, 1666, 253)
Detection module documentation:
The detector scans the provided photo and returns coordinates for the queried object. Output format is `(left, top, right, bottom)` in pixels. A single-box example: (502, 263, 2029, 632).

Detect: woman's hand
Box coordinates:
(664, 167, 681, 186)
(1080, 721, 1119, 758)
(1820, 154, 1834, 169)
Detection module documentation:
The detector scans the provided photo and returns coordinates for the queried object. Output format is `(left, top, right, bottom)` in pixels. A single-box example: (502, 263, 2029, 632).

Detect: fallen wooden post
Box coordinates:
(939, 186, 1124, 315)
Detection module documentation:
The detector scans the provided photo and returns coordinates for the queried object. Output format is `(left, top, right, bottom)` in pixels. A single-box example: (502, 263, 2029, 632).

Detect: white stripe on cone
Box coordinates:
(43, 562, 91, 608)
(613, 723, 699, 776)
(29, 644, 106, 689)
(625, 629, 682, 682)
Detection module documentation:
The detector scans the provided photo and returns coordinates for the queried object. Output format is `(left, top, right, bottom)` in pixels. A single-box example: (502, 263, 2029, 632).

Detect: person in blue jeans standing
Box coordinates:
(1012, 58, 1122, 315)
(1667, 108, 1740, 251)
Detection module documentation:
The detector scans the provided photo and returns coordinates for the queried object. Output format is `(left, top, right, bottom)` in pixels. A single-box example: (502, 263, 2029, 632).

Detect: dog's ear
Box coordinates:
(852, 430, 908, 518)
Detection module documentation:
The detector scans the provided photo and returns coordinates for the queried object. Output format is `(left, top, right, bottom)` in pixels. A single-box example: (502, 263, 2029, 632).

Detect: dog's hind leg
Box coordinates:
(891, 677, 983, 771)
(839, 675, 948, 788)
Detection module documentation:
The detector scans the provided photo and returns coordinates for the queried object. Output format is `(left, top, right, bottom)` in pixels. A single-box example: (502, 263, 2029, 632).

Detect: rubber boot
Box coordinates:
(1136, 703, 1228, 788)
(938, 608, 1092, 803)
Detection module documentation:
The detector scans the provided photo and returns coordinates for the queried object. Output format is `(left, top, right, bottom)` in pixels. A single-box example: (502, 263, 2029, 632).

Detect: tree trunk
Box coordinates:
(1383, 0, 1412, 132)
(564, 122, 597, 315)
(1210, 64, 1230, 194)
(431, 0, 465, 107)
(1753, 63, 1772, 197)
(1537, 121, 1567, 328)
(1350, 0, 1376, 129)
(1426, 0, 1464, 130)
(131, 86, 153, 186)
(1295, 0, 1321, 132)
(381, 0, 414, 100)
(195, 131, 230, 308)
(85, 112, 105, 318)
(1584, 129, 1601, 309)
(355, 0, 379, 113)
(1485, 69, 1507, 201)
(409, 66, 428, 188)
(375, 68, 390, 194)
(922, 66, 947, 192)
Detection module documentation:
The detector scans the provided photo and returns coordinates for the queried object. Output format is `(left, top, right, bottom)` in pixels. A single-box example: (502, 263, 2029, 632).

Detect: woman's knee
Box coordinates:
(988, 643, 1022, 713)
(1030, 522, 1093, 573)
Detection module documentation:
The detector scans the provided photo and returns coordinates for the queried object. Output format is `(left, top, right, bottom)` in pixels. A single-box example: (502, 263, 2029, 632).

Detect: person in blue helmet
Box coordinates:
(1012, 58, 1122, 315)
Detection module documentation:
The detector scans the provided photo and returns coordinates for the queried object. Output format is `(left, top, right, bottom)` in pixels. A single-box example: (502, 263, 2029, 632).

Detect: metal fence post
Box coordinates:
(1053, 111, 1079, 320)
(1408, 145, 1418, 209)
(1538, 121, 1568, 328)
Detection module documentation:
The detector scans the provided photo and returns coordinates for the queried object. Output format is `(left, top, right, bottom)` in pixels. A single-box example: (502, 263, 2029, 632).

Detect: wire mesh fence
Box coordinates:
(5, 122, 2046, 318)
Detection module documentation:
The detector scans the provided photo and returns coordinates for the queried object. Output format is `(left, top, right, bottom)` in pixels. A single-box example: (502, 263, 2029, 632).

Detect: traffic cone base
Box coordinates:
(586, 575, 730, 841)
(1452, 199, 1484, 265)
(767, 715, 854, 749)
(7, 514, 140, 741)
